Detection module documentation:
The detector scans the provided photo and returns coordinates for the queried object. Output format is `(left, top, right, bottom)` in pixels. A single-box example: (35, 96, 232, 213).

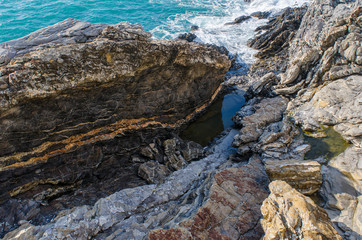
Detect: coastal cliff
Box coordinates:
(1, 0, 361, 239)
(0, 19, 230, 236)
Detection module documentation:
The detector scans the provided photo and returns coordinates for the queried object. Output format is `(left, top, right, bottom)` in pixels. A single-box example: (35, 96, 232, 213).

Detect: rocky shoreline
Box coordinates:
(1, 0, 361, 239)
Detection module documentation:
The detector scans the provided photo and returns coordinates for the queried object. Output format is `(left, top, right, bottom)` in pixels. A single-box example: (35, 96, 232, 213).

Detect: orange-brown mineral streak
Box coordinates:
(0, 84, 223, 172)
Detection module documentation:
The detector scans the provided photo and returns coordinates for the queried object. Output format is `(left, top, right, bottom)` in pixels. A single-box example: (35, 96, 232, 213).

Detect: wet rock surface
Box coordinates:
(261, 180, 343, 240)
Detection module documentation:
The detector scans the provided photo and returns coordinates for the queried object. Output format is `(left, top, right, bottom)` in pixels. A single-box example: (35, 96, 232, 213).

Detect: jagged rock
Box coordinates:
(0, 18, 108, 65)
(225, 15, 251, 25)
(181, 141, 204, 162)
(138, 161, 171, 184)
(290, 75, 362, 147)
(320, 146, 362, 237)
(261, 180, 343, 240)
(248, 6, 307, 59)
(264, 160, 322, 195)
(148, 155, 269, 240)
(136, 136, 204, 183)
(163, 138, 187, 170)
(232, 96, 288, 147)
(0, 18, 230, 234)
(177, 33, 197, 42)
(0, 199, 40, 235)
(275, 0, 360, 93)
(251, 11, 271, 19)
(246, 72, 277, 98)
(3, 130, 263, 240)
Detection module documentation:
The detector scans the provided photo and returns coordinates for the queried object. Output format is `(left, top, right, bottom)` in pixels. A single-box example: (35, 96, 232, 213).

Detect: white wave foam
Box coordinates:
(150, 0, 310, 64)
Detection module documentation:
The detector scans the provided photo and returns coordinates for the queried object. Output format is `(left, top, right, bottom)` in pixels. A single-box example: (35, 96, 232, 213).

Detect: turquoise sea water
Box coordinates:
(0, 0, 310, 63)
(0, 0, 209, 42)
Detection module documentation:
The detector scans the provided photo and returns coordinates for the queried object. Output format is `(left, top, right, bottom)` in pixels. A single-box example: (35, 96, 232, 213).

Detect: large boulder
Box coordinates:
(261, 180, 343, 240)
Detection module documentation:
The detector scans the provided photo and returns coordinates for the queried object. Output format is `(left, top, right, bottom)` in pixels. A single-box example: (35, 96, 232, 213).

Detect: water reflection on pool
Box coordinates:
(180, 90, 245, 146)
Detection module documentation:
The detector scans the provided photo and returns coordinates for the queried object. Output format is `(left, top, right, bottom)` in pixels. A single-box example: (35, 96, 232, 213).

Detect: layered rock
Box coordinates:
(148, 155, 269, 240)
(270, 1, 362, 236)
(264, 160, 322, 195)
(231, 96, 310, 162)
(0, 18, 230, 235)
(3, 131, 270, 240)
(261, 180, 343, 240)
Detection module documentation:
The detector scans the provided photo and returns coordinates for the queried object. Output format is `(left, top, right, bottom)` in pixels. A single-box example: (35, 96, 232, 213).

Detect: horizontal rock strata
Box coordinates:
(264, 160, 322, 195)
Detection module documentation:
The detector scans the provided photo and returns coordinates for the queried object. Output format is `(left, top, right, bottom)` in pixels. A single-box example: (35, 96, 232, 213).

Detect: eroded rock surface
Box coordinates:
(148, 155, 269, 240)
(261, 180, 343, 240)
(3, 131, 269, 240)
(0, 18, 230, 236)
(320, 146, 362, 238)
(264, 160, 322, 195)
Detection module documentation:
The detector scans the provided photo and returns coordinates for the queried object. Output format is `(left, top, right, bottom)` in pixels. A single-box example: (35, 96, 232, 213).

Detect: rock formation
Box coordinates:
(274, 1, 362, 236)
(148, 155, 269, 240)
(2, 132, 269, 240)
(261, 180, 343, 240)
(264, 160, 322, 195)
(2, 0, 361, 238)
(0, 18, 230, 236)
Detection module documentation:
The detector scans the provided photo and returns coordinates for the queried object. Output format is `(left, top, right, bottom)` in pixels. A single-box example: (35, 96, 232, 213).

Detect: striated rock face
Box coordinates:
(248, 6, 307, 60)
(2, 131, 269, 240)
(264, 160, 322, 195)
(148, 155, 269, 240)
(0, 18, 230, 235)
(261, 180, 343, 240)
(270, 1, 362, 236)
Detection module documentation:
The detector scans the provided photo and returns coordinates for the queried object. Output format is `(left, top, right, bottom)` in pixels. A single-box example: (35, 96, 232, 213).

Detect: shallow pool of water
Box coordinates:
(180, 90, 245, 146)
(304, 127, 350, 161)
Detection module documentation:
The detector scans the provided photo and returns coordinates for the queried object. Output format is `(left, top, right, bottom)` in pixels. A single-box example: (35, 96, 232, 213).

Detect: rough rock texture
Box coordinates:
(232, 96, 288, 147)
(0, 18, 230, 236)
(261, 180, 343, 240)
(232, 96, 310, 162)
(272, 1, 362, 236)
(148, 155, 269, 240)
(275, 1, 361, 95)
(0, 18, 107, 66)
(291, 75, 362, 147)
(264, 160, 322, 195)
(3, 131, 269, 240)
(248, 6, 307, 60)
(137, 136, 204, 184)
(138, 161, 171, 184)
(320, 146, 362, 238)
